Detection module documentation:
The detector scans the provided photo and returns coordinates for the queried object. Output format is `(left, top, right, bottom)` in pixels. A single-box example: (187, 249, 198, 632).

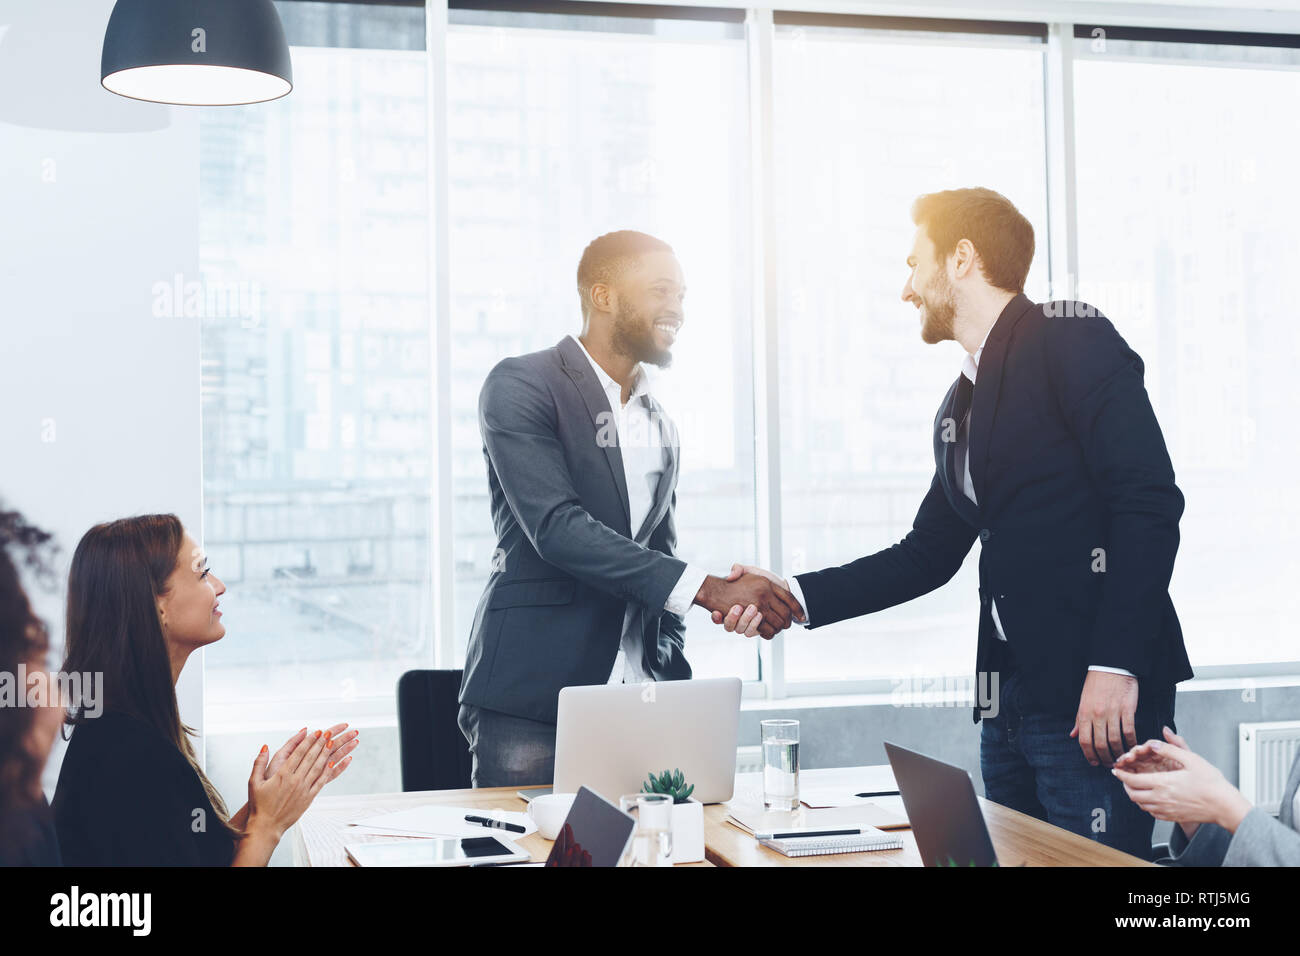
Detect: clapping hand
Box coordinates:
(1114, 725, 1189, 774)
(1112, 726, 1254, 839)
(267, 722, 359, 785)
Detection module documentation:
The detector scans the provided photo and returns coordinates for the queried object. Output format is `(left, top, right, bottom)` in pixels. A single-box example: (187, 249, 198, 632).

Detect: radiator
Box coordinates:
(1239, 721, 1300, 816)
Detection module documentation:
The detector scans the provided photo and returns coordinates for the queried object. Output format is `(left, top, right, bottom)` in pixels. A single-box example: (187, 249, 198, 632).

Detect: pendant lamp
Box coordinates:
(101, 0, 292, 106)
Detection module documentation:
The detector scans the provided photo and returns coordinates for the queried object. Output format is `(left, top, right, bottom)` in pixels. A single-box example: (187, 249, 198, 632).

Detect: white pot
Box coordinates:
(667, 798, 704, 865)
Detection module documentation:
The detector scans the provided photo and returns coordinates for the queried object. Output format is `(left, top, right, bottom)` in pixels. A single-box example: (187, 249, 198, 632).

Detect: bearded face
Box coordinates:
(917, 266, 957, 345)
(905, 226, 957, 345)
(607, 251, 684, 368)
(612, 298, 675, 369)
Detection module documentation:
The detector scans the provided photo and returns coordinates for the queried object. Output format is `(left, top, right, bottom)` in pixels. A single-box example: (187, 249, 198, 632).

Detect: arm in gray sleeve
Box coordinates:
(1155, 821, 1233, 867)
(479, 360, 685, 610)
(1221, 808, 1300, 867)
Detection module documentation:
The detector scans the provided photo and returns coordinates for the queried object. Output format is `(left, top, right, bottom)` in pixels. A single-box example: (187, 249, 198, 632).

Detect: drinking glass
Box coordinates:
(618, 793, 674, 866)
(761, 718, 800, 811)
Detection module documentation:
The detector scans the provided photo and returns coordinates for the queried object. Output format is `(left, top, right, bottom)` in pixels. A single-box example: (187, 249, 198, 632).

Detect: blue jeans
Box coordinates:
(979, 666, 1176, 861)
(457, 703, 556, 789)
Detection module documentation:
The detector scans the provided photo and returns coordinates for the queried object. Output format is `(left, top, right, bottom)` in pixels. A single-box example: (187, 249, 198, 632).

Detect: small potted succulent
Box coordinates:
(641, 768, 704, 864)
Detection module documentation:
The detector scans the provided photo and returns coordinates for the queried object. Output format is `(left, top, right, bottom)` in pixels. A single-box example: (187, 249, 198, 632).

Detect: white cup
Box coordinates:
(527, 792, 576, 840)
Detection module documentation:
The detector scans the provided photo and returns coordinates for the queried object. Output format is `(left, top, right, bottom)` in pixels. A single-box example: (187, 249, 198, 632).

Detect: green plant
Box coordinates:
(641, 768, 694, 804)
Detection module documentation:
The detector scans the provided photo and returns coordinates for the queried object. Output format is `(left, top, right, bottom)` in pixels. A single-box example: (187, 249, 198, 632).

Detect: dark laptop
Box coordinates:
(543, 786, 636, 867)
(884, 741, 999, 867)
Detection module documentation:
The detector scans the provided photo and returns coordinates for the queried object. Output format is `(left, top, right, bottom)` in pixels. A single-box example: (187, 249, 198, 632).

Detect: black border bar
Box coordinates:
(276, 0, 739, 13)
(278, 0, 425, 6)
(276, 4, 1300, 47)
(773, 10, 1046, 39)
(448, 1, 746, 23)
(1074, 23, 1300, 50)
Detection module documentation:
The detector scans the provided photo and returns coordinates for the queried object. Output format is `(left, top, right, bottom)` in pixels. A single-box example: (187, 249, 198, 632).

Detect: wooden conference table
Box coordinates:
(293, 765, 1153, 868)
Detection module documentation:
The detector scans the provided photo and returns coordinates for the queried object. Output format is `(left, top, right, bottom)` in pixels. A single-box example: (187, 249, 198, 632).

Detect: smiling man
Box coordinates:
(716, 189, 1193, 859)
(457, 229, 800, 788)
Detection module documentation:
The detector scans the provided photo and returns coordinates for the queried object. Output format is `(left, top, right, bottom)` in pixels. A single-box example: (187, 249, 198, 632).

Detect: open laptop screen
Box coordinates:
(544, 786, 636, 867)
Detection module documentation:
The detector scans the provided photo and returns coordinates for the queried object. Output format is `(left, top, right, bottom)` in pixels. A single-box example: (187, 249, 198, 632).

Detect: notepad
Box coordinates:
(726, 801, 909, 835)
(759, 827, 903, 857)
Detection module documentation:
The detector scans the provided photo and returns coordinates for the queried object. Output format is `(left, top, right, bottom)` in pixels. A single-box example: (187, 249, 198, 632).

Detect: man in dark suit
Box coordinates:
(716, 188, 1193, 858)
(458, 230, 801, 788)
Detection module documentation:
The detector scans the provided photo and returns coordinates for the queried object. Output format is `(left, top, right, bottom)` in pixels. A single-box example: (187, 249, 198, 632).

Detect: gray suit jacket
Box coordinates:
(1159, 748, 1300, 866)
(458, 336, 693, 724)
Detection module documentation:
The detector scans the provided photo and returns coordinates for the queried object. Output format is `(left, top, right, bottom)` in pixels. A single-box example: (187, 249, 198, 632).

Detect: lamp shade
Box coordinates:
(101, 0, 292, 106)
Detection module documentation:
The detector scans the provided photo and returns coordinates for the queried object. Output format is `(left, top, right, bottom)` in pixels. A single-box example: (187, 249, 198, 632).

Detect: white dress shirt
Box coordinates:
(788, 324, 1134, 678)
(568, 335, 708, 684)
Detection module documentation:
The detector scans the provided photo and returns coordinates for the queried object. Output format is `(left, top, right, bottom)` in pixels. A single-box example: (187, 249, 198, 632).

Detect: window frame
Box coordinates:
(212, 1, 1300, 731)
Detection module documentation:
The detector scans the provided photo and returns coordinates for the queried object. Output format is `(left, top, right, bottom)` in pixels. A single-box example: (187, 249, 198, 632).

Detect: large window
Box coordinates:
(193, 4, 1299, 772)
(200, 2, 432, 751)
(1073, 33, 1300, 668)
(771, 21, 1050, 683)
(445, 8, 759, 680)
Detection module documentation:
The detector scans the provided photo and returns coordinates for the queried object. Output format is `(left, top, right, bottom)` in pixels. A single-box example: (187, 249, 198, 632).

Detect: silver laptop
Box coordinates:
(550, 677, 742, 804)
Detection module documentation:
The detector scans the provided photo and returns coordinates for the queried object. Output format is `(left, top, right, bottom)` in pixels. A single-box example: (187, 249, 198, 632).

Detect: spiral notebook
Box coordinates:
(725, 802, 909, 835)
(758, 826, 903, 858)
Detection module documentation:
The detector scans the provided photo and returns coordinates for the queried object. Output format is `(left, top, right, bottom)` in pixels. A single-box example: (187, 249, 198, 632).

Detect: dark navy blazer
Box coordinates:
(795, 294, 1194, 720)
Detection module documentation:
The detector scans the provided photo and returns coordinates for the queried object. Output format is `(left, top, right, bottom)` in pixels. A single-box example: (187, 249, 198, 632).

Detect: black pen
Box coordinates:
(755, 827, 866, 840)
(854, 790, 901, 798)
(465, 814, 526, 834)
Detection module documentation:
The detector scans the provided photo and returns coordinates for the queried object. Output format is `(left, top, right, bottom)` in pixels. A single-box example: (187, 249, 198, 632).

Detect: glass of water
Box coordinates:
(761, 718, 800, 811)
(618, 793, 674, 867)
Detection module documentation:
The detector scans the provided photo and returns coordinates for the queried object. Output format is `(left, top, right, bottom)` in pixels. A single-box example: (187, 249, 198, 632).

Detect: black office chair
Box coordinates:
(396, 669, 473, 792)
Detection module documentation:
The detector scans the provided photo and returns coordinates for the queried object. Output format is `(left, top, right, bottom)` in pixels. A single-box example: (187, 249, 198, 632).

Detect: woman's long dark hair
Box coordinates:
(0, 506, 56, 832)
(63, 514, 235, 836)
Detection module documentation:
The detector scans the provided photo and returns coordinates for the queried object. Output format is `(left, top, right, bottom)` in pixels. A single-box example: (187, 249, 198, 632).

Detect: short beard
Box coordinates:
(612, 302, 673, 369)
(919, 273, 957, 345)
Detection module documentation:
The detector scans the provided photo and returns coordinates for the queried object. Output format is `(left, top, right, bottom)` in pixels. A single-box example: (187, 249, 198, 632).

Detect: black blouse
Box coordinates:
(52, 711, 236, 866)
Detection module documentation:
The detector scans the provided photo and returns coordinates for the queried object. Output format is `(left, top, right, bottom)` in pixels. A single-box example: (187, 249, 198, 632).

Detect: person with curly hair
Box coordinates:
(0, 504, 64, 866)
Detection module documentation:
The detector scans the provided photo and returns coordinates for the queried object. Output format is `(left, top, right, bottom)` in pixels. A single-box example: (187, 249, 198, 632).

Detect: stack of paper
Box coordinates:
(799, 786, 904, 809)
(726, 800, 908, 834)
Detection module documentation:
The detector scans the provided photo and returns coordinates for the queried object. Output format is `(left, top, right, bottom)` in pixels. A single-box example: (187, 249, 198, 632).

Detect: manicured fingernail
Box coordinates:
(315, 730, 321, 738)
(328, 761, 335, 769)
(260, 745, 268, 754)
(300, 727, 307, 733)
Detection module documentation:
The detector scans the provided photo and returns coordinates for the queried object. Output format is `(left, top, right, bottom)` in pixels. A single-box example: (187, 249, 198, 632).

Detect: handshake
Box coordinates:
(692, 564, 807, 640)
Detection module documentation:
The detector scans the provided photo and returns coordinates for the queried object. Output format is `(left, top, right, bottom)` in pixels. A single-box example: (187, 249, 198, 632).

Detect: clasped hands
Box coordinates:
(693, 563, 806, 639)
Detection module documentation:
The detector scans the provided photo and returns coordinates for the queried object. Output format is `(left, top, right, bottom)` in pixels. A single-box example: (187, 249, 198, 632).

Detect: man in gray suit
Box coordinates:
(1115, 726, 1300, 865)
(457, 230, 803, 787)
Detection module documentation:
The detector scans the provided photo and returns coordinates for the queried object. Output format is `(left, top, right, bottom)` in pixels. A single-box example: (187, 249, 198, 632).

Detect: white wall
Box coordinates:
(0, 0, 204, 793)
